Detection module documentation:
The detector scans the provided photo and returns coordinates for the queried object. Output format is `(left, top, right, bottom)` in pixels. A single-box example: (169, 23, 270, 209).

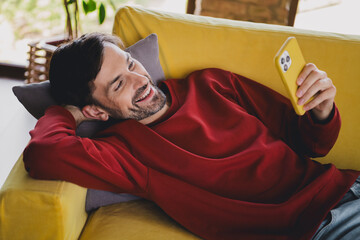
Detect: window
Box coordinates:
(0, 0, 187, 65)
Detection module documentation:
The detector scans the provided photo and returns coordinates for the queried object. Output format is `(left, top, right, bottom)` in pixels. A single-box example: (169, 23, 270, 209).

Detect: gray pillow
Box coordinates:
(13, 33, 164, 212)
(85, 190, 141, 212)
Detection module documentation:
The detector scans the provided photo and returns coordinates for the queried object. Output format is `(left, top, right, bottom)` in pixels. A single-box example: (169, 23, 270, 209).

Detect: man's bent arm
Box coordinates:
(23, 106, 148, 195)
(227, 71, 341, 158)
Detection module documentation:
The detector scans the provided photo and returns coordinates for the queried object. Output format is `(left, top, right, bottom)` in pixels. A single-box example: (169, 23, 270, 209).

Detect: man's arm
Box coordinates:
(228, 64, 340, 158)
(23, 106, 148, 194)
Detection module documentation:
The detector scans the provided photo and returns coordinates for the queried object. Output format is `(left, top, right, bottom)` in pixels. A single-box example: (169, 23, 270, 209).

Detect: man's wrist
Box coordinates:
(310, 104, 335, 124)
(63, 105, 86, 126)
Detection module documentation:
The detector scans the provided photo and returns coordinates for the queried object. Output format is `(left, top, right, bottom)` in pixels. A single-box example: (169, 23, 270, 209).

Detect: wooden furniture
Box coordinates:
(25, 37, 65, 84)
(187, 0, 299, 26)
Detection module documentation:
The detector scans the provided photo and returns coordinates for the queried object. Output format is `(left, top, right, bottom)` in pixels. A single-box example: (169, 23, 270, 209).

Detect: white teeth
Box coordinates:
(136, 86, 151, 102)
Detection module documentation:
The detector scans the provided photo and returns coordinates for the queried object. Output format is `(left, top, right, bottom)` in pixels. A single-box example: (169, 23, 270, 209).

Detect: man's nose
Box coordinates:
(128, 72, 148, 89)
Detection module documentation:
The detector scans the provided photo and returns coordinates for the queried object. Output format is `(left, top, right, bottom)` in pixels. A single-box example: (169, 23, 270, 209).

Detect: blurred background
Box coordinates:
(0, 0, 359, 65)
(0, 0, 188, 65)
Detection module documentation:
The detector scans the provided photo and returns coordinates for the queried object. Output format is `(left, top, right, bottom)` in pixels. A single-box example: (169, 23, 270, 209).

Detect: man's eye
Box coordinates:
(129, 60, 135, 70)
(115, 80, 123, 91)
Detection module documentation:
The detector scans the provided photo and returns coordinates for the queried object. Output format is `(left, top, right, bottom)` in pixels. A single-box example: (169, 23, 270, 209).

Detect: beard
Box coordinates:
(97, 83, 167, 121)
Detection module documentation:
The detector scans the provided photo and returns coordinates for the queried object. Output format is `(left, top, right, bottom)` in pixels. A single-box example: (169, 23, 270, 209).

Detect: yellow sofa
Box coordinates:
(1, 6, 360, 240)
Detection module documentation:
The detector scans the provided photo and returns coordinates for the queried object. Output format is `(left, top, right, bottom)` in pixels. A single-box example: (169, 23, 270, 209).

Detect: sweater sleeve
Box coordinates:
(228, 71, 341, 158)
(23, 106, 148, 194)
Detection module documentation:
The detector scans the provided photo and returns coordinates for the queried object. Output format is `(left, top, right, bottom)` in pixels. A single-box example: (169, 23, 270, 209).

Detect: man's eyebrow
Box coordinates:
(105, 53, 131, 94)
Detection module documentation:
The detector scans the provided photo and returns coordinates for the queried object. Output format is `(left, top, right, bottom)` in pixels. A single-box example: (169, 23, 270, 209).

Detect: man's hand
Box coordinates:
(296, 63, 336, 121)
(64, 105, 92, 126)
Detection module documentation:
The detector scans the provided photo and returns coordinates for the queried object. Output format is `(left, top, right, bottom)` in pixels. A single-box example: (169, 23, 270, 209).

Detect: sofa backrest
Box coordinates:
(113, 6, 360, 170)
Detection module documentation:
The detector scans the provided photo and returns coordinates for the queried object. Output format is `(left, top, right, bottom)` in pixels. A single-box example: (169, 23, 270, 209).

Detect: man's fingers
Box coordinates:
(298, 77, 333, 105)
(297, 63, 317, 85)
(297, 68, 327, 98)
(303, 86, 336, 111)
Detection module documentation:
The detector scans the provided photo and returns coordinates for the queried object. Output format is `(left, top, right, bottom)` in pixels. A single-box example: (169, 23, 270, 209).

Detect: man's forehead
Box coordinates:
(102, 44, 130, 68)
(103, 42, 126, 57)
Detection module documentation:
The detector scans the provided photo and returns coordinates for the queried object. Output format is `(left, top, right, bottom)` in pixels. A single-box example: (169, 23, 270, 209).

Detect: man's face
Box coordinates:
(91, 42, 167, 123)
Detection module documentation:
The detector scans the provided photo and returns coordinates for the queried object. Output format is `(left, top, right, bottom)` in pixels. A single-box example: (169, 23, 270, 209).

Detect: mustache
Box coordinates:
(132, 83, 149, 104)
(132, 75, 154, 104)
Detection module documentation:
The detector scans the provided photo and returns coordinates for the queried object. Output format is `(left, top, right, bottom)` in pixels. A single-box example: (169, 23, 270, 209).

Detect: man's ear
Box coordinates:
(82, 105, 109, 121)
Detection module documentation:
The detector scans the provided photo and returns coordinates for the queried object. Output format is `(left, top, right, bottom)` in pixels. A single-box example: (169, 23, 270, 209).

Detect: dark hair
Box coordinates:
(49, 32, 124, 108)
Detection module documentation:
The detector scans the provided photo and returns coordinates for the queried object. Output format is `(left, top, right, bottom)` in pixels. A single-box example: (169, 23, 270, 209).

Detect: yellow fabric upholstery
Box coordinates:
(0, 155, 88, 240)
(113, 6, 360, 170)
(2, 5, 360, 239)
(79, 200, 200, 239)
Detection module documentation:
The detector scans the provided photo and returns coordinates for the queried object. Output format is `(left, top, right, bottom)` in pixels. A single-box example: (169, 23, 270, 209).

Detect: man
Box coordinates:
(24, 33, 360, 240)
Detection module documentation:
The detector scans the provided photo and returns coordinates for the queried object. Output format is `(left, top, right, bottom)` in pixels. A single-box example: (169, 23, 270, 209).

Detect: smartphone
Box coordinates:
(274, 37, 307, 115)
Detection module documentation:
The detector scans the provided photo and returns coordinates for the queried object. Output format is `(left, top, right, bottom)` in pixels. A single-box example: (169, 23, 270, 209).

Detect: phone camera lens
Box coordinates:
(284, 64, 288, 71)
(286, 55, 290, 62)
(281, 58, 285, 64)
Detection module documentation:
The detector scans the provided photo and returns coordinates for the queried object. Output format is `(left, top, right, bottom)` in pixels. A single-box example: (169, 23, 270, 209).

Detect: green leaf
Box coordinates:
(82, 0, 89, 14)
(87, 0, 96, 12)
(98, 3, 106, 24)
(67, 0, 76, 4)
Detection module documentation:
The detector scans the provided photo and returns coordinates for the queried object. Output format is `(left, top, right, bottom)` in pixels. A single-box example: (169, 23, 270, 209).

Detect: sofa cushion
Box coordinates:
(79, 200, 201, 240)
(0, 156, 88, 240)
(13, 33, 164, 213)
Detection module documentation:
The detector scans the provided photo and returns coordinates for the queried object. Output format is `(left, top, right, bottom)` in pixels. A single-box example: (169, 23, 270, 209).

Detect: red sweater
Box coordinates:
(24, 68, 359, 240)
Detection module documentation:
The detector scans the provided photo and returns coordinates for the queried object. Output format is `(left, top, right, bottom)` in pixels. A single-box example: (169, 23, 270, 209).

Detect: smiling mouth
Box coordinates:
(135, 84, 154, 103)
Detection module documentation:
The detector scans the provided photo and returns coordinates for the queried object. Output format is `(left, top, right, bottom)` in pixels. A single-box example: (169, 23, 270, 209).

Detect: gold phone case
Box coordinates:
(275, 37, 306, 115)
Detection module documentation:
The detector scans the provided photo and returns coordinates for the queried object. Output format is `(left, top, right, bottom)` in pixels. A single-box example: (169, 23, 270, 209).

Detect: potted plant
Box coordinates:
(65, 0, 109, 40)
(25, 0, 109, 83)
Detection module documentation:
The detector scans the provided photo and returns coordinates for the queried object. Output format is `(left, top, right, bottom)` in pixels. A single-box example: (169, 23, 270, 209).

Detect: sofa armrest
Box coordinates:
(0, 154, 88, 240)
